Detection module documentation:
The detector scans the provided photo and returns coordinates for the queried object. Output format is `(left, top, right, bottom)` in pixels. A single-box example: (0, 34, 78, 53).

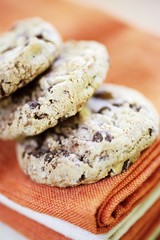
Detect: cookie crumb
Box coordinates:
(92, 131, 103, 142)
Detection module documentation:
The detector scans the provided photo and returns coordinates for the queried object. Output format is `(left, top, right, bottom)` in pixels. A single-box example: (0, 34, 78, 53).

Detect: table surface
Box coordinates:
(0, 0, 160, 239)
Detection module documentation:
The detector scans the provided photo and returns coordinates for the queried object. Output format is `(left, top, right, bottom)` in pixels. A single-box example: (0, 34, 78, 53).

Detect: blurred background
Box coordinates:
(0, 0, 160, 239)
(0, 0, 160, 36)
(75, 0, 160, 36)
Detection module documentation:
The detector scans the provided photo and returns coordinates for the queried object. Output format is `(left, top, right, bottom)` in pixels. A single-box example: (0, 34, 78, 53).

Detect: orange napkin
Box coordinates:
(0, 199, 159, 240)
(121, 199, 160, 240)
(0, 138, 160, 234)
(0, 204, 70, 240)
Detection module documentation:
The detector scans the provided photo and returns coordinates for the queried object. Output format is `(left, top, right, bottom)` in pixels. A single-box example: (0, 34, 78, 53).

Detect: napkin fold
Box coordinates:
(121, 199, 160, 240)
(0, 139, 159, 235)
(0, 203, 70, 240)
(0, 185, 159, 240)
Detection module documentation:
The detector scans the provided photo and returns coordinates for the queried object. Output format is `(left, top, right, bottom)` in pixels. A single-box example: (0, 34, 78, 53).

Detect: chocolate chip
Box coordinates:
(61, 149, 70, 157)
(94, 91, 113, 100)
(35, 33, 44, 39)
(108, 169, 114, 177)
(112, 102, 124, 107)
(129, 103, 141, 112)
(63, 90, 69, 94)
(49, 98, 58, 104)
(79, 155, 92, 168)
(48, 86, 53, 93)
(35, 33, 51, 43)
(49, 99, 53, 104)
(73, 142, 79, 148)
(1, 46, 15, 53)
(0, 84, 5, 97)
(92, 131, 103, 142)
(105, 132, 114, 142)
(18, 79, 23, 85)
(34, 113, 48, 119)
(79, 155, 84, 162)
(78, 173, 86, 182)
(8, 121, 12, 126)
(32, 149, 48, 158)
(148, 128, 153, 136)
(135, 106, 141, 112)
(44, 152, 55, 163)
(48, 79, 65, 91)
(99, 151, 109, 161)
(122, 159, 130, 172)
(14, 62, 19, 69)
(98, 106, 111, 113)
(51, 161, 58, 170)
(28, 101, 40, 109)
(82, 127, 88, 130)
(41, 166, 45, 171)
(86, 159, 93, 168)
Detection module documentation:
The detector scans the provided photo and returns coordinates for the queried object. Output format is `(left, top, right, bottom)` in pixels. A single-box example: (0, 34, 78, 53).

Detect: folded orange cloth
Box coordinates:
(121, 199, 160, 240)
(0, 204, 70, 240)
(0, 200, 159, 240)
(0, 138, 160, 234)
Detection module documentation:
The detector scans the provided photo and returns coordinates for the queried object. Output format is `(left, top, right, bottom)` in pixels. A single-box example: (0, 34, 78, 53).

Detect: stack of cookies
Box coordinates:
(0, 17, 159, 188)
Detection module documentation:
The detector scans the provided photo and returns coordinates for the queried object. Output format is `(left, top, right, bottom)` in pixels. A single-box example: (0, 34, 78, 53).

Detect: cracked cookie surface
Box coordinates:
(17, 84, 159, 187)
(0, 17, 62, 98)
(0, 40, 109, 139)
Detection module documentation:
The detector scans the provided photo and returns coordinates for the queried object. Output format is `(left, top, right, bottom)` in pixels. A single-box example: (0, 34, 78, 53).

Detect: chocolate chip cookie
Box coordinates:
(0, 41, 109, 139)
(0, 17, 62, 98)
(17, 84, 159, 187)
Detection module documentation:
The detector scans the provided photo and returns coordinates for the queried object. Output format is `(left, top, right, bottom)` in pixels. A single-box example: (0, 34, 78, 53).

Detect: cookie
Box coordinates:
(0, 40, 109, 139)
(17, 84, 159, 187)
(0, 17, 62, 98)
